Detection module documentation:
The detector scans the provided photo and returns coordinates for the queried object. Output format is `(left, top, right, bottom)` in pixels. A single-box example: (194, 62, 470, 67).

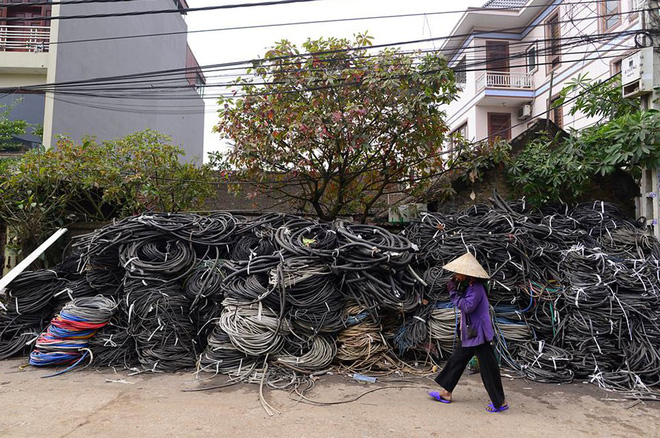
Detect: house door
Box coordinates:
(486, 41, 510, 87)
(488, 113, 511, 143)
(486, 41, 510, 72)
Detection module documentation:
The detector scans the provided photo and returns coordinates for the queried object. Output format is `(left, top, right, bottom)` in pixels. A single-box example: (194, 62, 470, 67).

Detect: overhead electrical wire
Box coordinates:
(41, 0, 639, 47)
(0, 7, 647, 95)
(0, 0, 329, 22)
(6, 31, 637, 99)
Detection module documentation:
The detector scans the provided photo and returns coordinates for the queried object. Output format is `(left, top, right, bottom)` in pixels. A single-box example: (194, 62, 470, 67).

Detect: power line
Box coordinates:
(17, 33, 638, 100)
(40, 45, 637, 97)
(43, 0, 630, 46)
(0, 0, 636, 24)
(41, 50, 638, 110)
(20, 29, 639, 95)
(1, 0, 328, 22)
(0, 11, 645, 95)
(3, 0, 153, 7)
(29, 35, 631, 92)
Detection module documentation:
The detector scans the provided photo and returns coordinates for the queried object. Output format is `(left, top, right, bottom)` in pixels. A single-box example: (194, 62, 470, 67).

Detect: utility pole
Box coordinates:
(632, 0, 660, 237)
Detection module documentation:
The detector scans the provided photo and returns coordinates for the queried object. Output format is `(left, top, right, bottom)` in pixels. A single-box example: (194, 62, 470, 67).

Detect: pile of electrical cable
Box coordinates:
(405, 195, 660, 389)
(29, 296, 115, 375)
(0, 271, 67, 360)
(557, 247, 660, 390)
(1, 197, 657, 392)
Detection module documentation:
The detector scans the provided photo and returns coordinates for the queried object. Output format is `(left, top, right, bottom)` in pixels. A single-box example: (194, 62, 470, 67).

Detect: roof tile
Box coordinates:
(482, 0, 526, 9)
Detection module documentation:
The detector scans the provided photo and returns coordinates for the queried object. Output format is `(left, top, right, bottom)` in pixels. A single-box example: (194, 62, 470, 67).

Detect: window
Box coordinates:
(612, 58, 623, 76)
(628, 0, 639, 21)
(526, 43, 538, 73)
(550, 95, 563, 129)
(601, 0, 621, 31)
(454, 56, 467, 85)
(452, 122, 468, 139)
(546, 13, 561, 72)
(448, 122, 468, 156)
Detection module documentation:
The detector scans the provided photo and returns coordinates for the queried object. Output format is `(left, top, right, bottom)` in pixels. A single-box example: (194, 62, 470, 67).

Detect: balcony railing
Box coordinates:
(476, 71, 534, 92)
(0, 25, 50, 53)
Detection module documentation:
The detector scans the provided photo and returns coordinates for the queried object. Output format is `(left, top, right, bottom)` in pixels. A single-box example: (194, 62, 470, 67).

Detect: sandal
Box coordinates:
(486, 403, 509, 413)
(428, 391, 451, 404)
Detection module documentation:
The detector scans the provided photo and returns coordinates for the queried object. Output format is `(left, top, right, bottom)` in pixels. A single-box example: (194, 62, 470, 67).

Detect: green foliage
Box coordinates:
(508, 134, 596, 205)
(508, 75, 652, 205)
(211, 33, 461, 222)
(554, 74, 638, 120)
(429, 139, 512, 201)
(585, 110, 660, 175)
(0, 129, 215, 259)
(0, 104, 30, 151)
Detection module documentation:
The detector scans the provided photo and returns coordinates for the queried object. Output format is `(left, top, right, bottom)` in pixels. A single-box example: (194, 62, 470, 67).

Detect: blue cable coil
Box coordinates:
(29, 351, 82, 366)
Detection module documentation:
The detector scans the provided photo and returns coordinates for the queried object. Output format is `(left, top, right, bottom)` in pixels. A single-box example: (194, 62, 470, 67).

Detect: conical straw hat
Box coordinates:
(442, 252, 490, 279)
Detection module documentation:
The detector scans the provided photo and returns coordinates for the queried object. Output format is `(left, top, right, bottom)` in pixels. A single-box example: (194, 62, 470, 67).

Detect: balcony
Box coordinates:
(0, 25, 50, 75)
(476, 71, 534, 92)
(474, 71, 535, 107)
(0, 25, 50, 53)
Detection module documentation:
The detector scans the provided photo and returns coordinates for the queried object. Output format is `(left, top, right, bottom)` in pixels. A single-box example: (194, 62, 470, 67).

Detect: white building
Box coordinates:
(0, 0, 205, 162)
(443, 0, 643, 143)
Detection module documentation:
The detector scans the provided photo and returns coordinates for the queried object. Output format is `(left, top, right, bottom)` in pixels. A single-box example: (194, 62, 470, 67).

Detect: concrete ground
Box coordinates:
(0, 358, 658, 438)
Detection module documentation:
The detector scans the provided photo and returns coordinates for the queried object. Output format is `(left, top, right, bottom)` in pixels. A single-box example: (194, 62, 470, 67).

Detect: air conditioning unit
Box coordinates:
(622, 47, 658, 99)
(517, 104, 532, 120)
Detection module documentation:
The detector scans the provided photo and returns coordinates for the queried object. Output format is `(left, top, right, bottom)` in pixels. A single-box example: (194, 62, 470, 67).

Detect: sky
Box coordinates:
(185, 0, 487, 160)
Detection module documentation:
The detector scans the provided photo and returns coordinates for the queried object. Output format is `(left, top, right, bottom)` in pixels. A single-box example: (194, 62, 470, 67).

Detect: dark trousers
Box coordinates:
(434, 342, 506, 408)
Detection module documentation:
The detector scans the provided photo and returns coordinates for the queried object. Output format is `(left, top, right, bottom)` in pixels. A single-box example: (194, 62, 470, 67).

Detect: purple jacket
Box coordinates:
(448, 280, 494, 347)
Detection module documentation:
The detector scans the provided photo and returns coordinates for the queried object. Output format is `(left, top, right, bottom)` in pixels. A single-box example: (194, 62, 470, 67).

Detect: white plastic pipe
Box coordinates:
(0, 228, 68, 294)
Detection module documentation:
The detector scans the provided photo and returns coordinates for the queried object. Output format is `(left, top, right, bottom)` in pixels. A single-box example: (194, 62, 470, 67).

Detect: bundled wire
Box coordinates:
(4, 270, 64, 315)
(29, 296, 115, 370)
(340, 268, 421, 313)
(0, 271, 65, 360)
(517, 341, 575, 384)
(393, 304, 433, 355)
(275, 335, 336, 372)
(198, 325, 258, 376)
(334, 221, 416, 270)
(88, 321, 137, 368)
(124, 276, 197, 372)
(120, 238, 196, 280)
(335, 305, 390, 371)
(270, 257, 345, 334)
(219, 300, 290, 356)
(428, 302, 459, 357)
(231, 235, 276, 260)
(184, 260, 227, 303)
(274, 219, 339, 258)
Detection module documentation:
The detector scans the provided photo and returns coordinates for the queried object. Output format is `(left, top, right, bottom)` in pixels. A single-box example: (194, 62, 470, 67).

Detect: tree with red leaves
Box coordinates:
(212, 34, 461, 222)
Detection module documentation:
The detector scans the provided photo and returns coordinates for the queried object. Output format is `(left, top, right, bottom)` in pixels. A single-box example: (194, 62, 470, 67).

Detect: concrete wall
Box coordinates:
(0, 93, 45, 145)
(46, 0, 204, 163)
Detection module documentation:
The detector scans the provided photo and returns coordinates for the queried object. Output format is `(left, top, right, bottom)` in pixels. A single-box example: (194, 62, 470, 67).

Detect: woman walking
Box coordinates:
(428, 252, 508, 413)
